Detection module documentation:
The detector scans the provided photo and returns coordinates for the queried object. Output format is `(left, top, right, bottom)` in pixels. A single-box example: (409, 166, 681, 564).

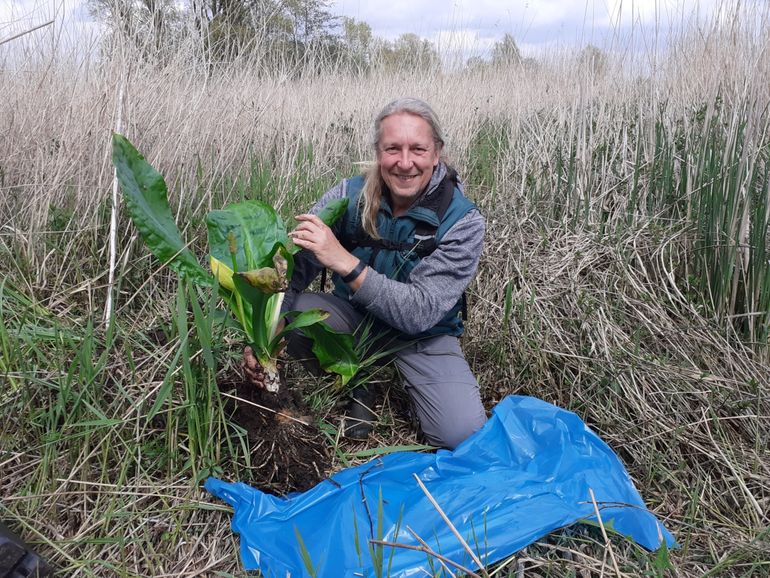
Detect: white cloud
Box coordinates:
(1, 0, 101, 52)
(434, 28, 496, 50)
(2, 0, 755, 54)
(329, 0, 743, 52)
(1, 0, 57, 37)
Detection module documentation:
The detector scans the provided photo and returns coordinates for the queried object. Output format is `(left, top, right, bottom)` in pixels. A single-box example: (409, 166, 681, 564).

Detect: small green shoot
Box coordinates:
(294, 526, 319, 577)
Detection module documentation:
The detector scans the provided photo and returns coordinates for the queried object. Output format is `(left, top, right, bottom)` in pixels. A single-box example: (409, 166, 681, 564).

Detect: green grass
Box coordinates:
(2, 9, 770, 575)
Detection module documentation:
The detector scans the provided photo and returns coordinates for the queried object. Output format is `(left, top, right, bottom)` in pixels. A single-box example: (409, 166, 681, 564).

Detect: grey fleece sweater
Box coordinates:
(283, 163, 485, 336)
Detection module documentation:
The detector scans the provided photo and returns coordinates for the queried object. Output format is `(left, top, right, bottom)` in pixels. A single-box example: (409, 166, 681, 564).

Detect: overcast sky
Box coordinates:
(334, 0, 686, 53)
(0, 0, 748, 57)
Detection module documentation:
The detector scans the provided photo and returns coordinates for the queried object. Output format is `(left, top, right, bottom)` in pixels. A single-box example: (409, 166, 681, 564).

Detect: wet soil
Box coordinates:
(223, 379, 332, 495)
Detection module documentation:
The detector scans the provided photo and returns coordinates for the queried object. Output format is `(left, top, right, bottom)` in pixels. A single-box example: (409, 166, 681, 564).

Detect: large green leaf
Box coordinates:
(300, 322, 359, 385)
(270, 308, 330, 351)
(317, 197, 349, 228)
(207, 202, 292, 271)
(112, 134, 211, 286)
(281, 309, 331, 333)
(278, 198, 348, 258)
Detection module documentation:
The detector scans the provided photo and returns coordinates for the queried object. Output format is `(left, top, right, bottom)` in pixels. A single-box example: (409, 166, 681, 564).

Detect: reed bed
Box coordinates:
(1, 3, 769, 576)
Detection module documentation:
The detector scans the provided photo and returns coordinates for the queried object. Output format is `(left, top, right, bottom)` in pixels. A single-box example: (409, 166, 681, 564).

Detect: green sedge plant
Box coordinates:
(112, 133, 359, 391)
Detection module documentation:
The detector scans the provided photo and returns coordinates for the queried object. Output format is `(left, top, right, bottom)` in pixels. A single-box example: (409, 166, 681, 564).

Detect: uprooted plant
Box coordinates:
(112, 133, 360, 392)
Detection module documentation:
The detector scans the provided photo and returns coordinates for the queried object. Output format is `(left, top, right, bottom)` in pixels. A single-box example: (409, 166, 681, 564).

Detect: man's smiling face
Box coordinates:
(376, 112, 441, 214)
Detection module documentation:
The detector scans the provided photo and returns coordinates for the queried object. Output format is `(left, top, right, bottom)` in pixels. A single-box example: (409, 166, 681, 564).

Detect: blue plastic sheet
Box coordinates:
(206, 395, 675, 577)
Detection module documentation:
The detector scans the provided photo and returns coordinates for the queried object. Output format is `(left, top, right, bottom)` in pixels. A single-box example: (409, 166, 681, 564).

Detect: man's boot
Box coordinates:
(0, 522, 53, 578)
(342, 385, 377, 441)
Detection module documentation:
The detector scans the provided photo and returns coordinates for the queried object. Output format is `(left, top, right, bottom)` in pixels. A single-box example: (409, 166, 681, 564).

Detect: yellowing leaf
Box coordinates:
(239, 267, 288, 293)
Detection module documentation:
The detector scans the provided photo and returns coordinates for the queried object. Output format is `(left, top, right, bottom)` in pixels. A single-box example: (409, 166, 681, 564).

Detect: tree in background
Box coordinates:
(201, 0, 273, 60)
(89, 0, 180, 58)
(465, 33, 524, 73)
(201, 0, 341, 66)
(87, 0, 448, 75)
(88, 0, 341, 67)
(465, 55, 487, 71)
(279, 0, 340, 67)
(490, 33, 521, 68)
(578, 44, 607, 77)
(373, 32, 440, 72)
(341, 16, 373, 73)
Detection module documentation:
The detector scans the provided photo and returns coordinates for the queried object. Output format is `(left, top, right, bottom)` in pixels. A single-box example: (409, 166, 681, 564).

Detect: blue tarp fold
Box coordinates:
(206, 395, 675, 577)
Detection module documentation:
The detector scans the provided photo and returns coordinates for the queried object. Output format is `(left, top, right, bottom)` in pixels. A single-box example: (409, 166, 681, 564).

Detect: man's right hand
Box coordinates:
(241, 346, 266, 389)
(241, 318, 287, 388)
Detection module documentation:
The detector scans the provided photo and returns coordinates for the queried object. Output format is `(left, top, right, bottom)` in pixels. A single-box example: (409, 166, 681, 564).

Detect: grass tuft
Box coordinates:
(2, 3, 770, 575)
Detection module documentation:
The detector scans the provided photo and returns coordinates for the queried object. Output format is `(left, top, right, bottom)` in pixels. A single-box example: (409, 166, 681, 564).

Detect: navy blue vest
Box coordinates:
(332, 172, 477, 337)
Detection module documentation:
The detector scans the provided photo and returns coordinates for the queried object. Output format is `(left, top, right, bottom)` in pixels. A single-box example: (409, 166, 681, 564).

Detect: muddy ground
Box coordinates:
(224, 380, 332, 494)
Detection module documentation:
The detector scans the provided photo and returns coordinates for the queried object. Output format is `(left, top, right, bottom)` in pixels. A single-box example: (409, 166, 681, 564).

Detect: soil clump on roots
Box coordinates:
(224, 378, 331, 494)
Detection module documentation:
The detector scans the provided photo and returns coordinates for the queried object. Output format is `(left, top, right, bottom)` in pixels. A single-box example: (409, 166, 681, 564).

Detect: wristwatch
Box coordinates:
(341, 260, 366, 283)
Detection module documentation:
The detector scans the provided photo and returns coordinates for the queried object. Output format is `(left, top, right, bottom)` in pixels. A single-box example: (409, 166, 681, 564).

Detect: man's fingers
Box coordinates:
(243, 366, 266, 389)
(241, 345, 283, 390)
(243, 347, 259, 370)
(294, 214, 325, 232)
(242, 346, 265, 388)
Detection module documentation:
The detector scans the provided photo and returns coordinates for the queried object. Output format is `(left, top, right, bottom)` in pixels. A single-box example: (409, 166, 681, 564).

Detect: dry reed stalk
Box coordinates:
(1, 3, 769, 576)
(588, 487, 622, 577)
(104, 64, 126, 331)
(413, 473, 489, 577)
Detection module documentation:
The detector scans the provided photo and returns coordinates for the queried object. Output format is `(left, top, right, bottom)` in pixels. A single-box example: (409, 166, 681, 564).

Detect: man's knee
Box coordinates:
(422, 410, 487, 450)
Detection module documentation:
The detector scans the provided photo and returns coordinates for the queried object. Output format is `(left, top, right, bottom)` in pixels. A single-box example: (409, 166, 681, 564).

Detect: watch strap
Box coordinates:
(341, 260, 366, 283)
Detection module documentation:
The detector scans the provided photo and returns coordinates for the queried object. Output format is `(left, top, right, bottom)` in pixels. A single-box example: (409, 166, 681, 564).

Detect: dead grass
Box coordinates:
(1, 2, 769, 576)
(467, 218, 770, 576)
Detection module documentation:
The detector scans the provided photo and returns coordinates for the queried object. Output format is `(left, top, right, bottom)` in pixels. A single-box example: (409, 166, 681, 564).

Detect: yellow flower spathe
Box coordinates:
(210, 256, 235, 291)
